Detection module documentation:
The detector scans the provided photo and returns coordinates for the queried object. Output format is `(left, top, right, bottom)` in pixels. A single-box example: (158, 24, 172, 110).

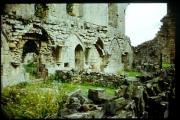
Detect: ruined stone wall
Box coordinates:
(46, 4, 67, 23)
(1, 4, 133, 86)
(82, 4, 108, 26)
(1, 31, 28, 87)
(133, 6, 175, 71)
(108, 3, 128, 34)
(117, 4, 128, 34)
(3, 4, 35, 19)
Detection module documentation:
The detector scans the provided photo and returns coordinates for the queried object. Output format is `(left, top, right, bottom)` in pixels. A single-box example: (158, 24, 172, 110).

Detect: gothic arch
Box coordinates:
(95, 38, 104, 57)
(75, 44, 84, 71)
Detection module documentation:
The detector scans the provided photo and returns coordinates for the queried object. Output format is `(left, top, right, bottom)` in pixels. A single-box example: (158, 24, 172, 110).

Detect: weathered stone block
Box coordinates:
(88, 88, 109, 104)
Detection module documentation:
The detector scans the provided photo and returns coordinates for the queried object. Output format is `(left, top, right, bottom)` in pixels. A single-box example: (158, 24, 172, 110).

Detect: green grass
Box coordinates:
(162, 63, 171, 69)
(117, 69, 142, 77)
(1, 81, 116, 119)
(2, 81, 65, 119)
(126, 71, 142, 77)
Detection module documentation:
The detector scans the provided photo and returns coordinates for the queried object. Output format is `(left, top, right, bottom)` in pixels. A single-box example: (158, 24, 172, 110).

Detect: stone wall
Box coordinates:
(82, 4, 108, 26)
(4, 4, 35, 19)
(133, 4, 175, 71)
(1, 31, 28, 87)
(1, 4, 133, 87)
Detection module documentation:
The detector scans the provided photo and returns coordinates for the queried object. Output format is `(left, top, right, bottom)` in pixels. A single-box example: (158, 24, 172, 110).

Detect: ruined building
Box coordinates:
(133, 3, 175, 72)
(1, 4, 133, 87)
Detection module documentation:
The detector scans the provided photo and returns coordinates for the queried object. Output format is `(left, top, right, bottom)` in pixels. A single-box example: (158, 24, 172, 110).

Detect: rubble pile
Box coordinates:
(56, 66, 175, 118)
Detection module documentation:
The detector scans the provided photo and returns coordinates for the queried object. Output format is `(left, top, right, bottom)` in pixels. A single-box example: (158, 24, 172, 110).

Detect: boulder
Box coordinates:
(64, 110, 104, 119)
(90, 109, 104, 118)
(102, 97, 128, 115)
(58, 108, 77, 118)
(64, 112, 92, 119)
(66, 97, 81, 110)
(124, 100, 136, 111)
(103, 101, 116, 115)
(132, 86, 145, 117)
(67, 89, 87, 104)
(114, 97, 128, 111)
(88, 88, 109, 104)
(115, 85, 128, 97)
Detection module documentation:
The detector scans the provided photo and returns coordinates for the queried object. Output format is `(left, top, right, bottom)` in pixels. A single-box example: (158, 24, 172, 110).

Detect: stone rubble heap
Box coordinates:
(55, 70, 128, 88)
(56, 66, 175, 118)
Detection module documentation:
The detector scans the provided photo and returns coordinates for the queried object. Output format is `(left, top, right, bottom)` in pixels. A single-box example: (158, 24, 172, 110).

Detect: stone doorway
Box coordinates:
(22, 40, 39, 63)
(75, 44, 84, 72)
(122, 52, 129, 70)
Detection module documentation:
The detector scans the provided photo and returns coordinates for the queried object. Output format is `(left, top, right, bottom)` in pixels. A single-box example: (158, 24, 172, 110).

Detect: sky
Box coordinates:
(125, 3, 167, 47)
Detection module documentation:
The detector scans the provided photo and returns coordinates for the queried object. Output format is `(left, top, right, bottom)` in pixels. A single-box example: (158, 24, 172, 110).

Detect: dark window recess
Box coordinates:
(71, 24, 74, 27)
(66, 4, 74, 16)
(64, 63, 69, 67)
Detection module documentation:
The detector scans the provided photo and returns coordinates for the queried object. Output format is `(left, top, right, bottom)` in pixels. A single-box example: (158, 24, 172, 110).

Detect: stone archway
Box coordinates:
(95, 38, 104, 57)
(22, 40, 39, 63)
(95, 38, 105, 72)
(75, 44, 84, 72)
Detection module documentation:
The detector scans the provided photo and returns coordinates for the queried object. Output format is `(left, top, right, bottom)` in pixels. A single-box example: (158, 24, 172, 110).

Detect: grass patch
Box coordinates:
(2, 81, 66, 119)
(126, 71, 142, 77)
(1, 81, 116, 119)
(162, 63, 171, 69)
(117, 69, 142, 77)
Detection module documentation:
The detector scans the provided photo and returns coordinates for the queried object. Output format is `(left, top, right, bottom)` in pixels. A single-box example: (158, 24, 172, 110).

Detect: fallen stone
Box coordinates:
(90, 109, 104, 118)
(88, 88, 109, 104)
(103, 101, 116, 115)
(124, 100, 136, 111)
(67, 89, 81, 97)
(58, 108, 77, 118)
(115, 85, 128, 97)
(64, 112, 92, 119)
(116, 110, 128, 118)
(66, 97, 81, 110)
(64, 109, 104, 119)
(114, 97, 127, 111)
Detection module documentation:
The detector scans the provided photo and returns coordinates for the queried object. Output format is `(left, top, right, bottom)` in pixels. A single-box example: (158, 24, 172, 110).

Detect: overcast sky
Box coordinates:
(125, 3, 167, 47)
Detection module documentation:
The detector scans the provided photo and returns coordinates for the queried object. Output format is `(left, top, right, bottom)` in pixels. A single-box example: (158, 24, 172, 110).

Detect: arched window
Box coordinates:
(95, 39, 104, 57)
(75, 44, 84, 71)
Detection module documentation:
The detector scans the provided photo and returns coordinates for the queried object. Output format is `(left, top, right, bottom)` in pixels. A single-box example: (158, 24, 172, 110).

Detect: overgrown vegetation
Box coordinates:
(126, 70, 142, 77)
(117, 69, 142, 77)
(23, 62, 37, 77)
(1, 81, 66, 119)
(162, 63, 171, 69)
(1, 80, 115, 119)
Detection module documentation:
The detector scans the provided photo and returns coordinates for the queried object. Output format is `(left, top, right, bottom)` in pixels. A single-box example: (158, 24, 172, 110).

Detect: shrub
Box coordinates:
(162, 63, 171, 69)
(1, 82, 67, 119)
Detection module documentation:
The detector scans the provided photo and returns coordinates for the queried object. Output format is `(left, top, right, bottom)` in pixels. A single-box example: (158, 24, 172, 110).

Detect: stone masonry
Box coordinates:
(133, 3, 175, 72)
(1, 3, 133, 87)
